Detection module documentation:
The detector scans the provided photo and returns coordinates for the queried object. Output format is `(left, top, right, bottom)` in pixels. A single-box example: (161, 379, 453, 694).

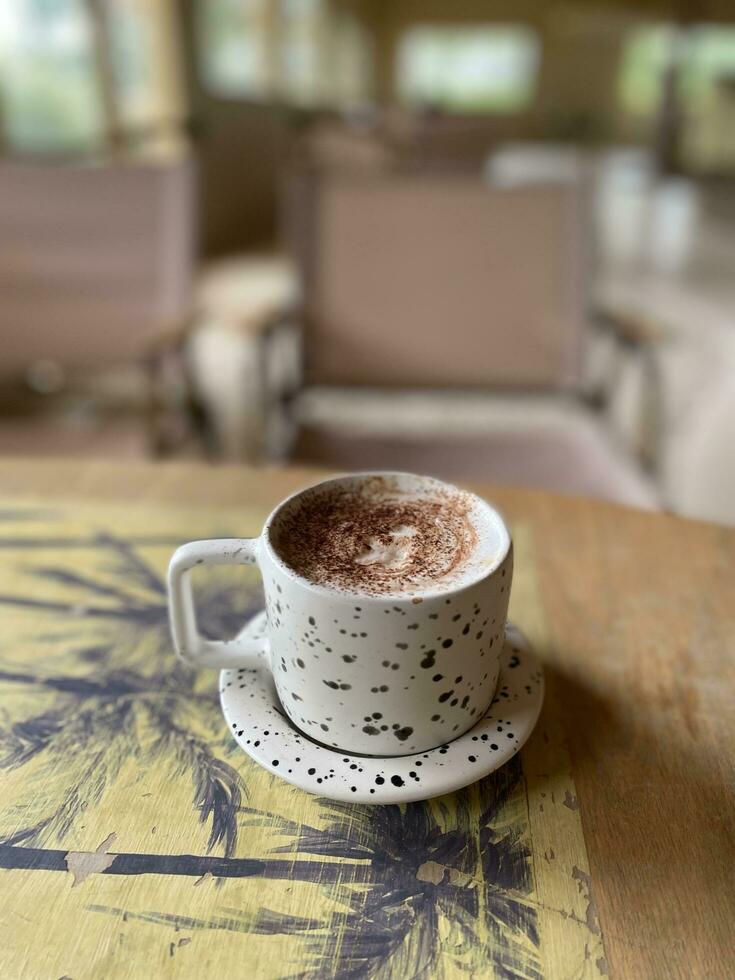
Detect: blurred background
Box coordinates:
(1, 0, 734, 524)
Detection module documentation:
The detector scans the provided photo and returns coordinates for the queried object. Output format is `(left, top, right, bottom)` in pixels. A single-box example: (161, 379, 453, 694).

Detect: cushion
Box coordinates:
(292, 390, 658, 509)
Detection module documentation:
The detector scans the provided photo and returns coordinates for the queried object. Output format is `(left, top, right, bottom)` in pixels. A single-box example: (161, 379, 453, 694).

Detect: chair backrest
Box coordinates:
(297, 173, 588, 389)
(0, 157, 196, 379)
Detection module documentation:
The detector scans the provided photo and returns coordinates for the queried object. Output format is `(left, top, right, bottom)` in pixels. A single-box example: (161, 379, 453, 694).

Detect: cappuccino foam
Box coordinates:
(271, 475, 498, 597)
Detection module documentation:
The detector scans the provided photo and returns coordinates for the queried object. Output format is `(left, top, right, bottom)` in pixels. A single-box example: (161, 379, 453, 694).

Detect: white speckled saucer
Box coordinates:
(220, 613, 543, 804)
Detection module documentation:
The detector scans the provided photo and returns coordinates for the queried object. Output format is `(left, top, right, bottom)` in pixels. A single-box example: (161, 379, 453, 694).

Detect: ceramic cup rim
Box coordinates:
(259, 470, 511, 603)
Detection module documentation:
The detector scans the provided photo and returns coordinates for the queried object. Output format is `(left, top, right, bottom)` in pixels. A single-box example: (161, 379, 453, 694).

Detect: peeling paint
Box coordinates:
(563, 791, 580, 811)
(65, 833, 117, 887)
(572, 866, 601, 936)
(447, 868, 475, 888)
(416, 861, 445, 885)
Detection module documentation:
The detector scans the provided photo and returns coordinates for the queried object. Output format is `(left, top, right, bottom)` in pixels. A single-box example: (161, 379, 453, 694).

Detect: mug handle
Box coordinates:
(168, 538, 269, 670)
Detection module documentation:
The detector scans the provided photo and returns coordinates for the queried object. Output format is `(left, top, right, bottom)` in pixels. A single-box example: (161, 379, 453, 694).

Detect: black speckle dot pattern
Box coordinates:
(223, 549, 528, 798)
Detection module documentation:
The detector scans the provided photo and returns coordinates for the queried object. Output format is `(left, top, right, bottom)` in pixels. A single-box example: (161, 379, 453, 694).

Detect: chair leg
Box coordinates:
(144, 350, 167, 458)
(144, 335, 207, 459)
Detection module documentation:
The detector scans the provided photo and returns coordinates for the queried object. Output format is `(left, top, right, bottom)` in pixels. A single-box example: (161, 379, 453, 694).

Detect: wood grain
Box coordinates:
(0, 458, 732, 979)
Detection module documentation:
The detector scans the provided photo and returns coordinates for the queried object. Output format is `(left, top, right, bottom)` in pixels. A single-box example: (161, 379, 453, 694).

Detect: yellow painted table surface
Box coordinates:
(0, 460, 732, 980)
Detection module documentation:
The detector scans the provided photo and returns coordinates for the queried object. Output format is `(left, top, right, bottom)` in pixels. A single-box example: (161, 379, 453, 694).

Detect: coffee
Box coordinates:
(271, 474, 494, 597)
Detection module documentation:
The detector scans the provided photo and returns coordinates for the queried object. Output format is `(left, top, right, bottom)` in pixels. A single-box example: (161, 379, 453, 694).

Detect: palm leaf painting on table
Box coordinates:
(0, 530, 255, 858)
(91, 768, 540, 980)
(0, 509, 541, 979)
(236, 768, 540, 979)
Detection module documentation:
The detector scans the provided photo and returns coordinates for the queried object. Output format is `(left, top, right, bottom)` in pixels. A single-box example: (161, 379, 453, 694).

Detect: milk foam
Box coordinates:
(269, 473, 508, 598)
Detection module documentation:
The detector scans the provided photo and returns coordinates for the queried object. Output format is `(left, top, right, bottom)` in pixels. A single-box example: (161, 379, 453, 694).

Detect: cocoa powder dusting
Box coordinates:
(272, 479, 478, 596)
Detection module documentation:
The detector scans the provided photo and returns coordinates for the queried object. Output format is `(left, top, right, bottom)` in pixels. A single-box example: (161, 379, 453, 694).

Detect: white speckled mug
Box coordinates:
(168, 473, 513, 756)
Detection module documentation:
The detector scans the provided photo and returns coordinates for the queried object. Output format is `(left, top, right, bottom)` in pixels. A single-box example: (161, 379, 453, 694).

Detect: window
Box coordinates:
(617, 22, 735, 166)
(0, 0, 186, 157)
(279, 0, 324, 105)
(0, 0, 104, 153)
(680, 25, 735, 169)
(198, 0, 372, 108)
(682, 25, 735, 111)
(617, 24, 677, 117)
(198, 0, 271, 98)
(107, 0, 186, 150)
(332, 10, 373, 109)
(396, 25, 540, 113)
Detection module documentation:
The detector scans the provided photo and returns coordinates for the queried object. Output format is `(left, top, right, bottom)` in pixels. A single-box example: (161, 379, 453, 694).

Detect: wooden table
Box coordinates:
(0, 459, 732, 979)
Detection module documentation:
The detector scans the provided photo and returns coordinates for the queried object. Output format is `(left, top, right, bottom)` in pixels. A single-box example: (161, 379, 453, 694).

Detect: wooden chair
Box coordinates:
(271, 170, 658, 508)
(0, 157, 197, 454)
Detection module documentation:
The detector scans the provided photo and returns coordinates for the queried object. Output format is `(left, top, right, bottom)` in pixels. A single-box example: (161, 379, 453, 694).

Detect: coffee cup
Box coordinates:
(168, 472, 513, 756)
